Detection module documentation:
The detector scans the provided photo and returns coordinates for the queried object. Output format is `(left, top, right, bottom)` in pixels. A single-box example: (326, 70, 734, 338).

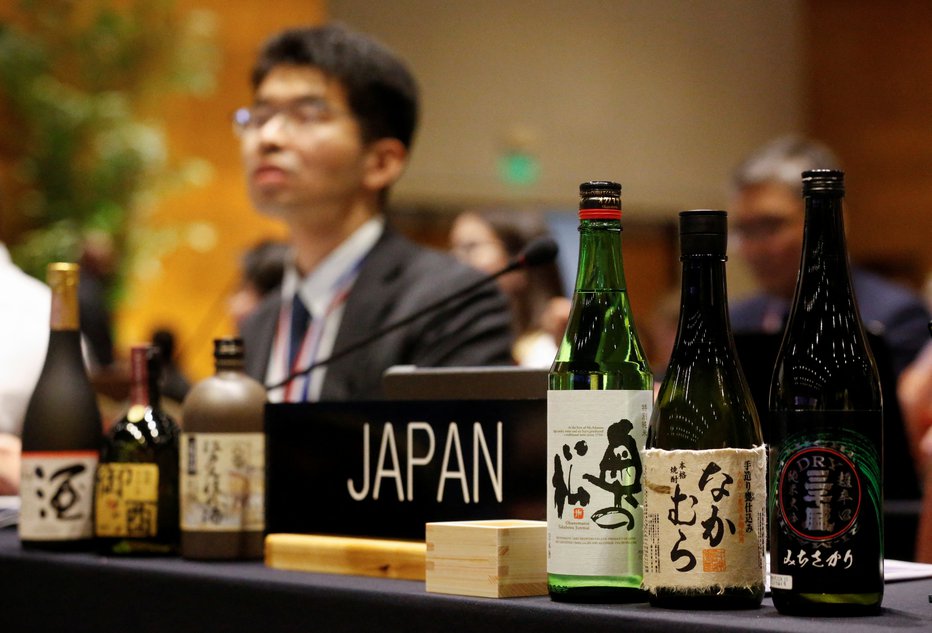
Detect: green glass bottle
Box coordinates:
(547, 180, 653, 603)
(96, 344, 180, 555)
(769, 169, 883, 615)
(643, 210, 765, 609)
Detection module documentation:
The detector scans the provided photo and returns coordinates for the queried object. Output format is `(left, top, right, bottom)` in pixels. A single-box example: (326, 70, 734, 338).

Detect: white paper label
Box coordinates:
(770, 572, 792, 590)
(180, 432, 265, 532)
(547, 389, 652, 577)
(19, 451, 98, 540)
(642, 446, 767, 591)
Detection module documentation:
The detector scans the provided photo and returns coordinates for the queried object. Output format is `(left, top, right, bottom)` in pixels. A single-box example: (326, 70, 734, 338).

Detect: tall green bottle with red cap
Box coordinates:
(547, 180, 653, 602)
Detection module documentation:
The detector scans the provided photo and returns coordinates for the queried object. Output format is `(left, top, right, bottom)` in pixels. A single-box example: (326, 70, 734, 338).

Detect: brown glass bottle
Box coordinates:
(96, 344, 180, 555)
(19, 263, 102, 550)
(180, 337, 266, 559)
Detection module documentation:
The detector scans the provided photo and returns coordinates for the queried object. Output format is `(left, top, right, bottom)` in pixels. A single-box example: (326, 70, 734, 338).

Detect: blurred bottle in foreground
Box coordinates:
(180, 337, 265, 560)
(19, 263, 102, 550)
(96, 344, 180, 555)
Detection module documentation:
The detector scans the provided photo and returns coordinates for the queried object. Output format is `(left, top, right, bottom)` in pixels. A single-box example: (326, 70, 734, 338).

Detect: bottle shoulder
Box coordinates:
(182, 373, 266, 432)
(107, 407, 180, 448)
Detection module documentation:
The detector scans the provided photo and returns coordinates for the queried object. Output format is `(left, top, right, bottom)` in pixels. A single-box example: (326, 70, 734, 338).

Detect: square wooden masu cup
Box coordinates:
(425, 519, 547, 598)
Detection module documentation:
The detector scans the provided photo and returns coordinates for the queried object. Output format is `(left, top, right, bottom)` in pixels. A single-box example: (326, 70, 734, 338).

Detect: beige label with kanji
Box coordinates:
(95, 463, 160, 537)
(180, 432, 265, 532)
(642, 446, 766, 591)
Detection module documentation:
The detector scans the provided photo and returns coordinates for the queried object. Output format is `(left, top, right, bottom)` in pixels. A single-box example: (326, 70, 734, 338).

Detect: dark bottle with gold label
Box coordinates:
(96, 344, 180, 555)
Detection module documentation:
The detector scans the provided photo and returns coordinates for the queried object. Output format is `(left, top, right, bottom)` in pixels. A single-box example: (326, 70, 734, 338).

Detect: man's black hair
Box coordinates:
(251, 23, 419, 149)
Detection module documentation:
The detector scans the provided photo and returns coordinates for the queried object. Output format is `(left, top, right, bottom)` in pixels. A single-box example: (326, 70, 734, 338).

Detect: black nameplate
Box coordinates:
(265, 400, 546, 540)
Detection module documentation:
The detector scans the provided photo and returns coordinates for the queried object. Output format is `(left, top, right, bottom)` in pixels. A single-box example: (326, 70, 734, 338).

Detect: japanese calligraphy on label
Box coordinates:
(95, 463, 160, 537)
(642, 446, 766, 591)
(180, 432, 264, 532)
(769, 420, 883, 594)
(19, 451, 98, 540)
(547, 389, 652, 577)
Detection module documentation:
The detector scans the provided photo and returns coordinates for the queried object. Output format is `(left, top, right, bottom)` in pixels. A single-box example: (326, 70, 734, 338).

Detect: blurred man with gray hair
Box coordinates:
(728, 135, 929, 378)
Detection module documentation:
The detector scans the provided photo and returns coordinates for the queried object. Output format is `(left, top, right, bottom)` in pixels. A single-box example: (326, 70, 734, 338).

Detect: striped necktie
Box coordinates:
(289, 295, 311, 368)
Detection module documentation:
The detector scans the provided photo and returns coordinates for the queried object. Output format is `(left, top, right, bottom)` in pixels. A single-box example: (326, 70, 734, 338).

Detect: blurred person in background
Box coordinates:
(151, 328, 192, 406)
(0, 242, 50, 495)
(728, 135, 931, 379)
(78, 230, 117, 370)
(236, 24, 513, 402)
(450, 209, 570, 367)
(228, 239, 291, 329)
(901, 320, 932, 562)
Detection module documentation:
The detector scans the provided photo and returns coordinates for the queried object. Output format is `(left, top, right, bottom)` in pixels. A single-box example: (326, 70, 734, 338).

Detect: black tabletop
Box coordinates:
(0, 528, 929, 633)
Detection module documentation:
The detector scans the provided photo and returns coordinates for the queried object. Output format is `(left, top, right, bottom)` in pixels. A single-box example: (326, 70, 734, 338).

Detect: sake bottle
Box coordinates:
(769, 169, 883, 615)
(19, 263, 102, 550)
(96, 344, 180, 555)
(643, 210, 766, 608)
(180, 337, 266, 560)
(547, 180, 653, 602)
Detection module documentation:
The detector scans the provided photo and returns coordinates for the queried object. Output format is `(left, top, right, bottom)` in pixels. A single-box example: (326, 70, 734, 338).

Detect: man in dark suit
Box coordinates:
(236, 24, 513, 401)
(728, 135, 930, 378)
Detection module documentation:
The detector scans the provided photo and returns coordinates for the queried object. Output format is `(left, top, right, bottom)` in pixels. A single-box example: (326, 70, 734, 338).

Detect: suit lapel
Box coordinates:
(321, 228, 409, 399)
(243, 294, 282, 383)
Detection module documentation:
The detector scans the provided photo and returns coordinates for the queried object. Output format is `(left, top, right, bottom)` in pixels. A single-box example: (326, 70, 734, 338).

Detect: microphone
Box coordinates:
(265, 235, 560, 391)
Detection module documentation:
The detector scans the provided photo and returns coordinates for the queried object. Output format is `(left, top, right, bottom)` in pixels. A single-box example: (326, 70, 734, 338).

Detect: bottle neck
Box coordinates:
(128, 351, 161, 408)
(671, 255, 731, 353)
(798, 193, 852, 288)
(573, 219, 626, 291)
(215, 357, 247, 374)
(49, 276, 80, 332)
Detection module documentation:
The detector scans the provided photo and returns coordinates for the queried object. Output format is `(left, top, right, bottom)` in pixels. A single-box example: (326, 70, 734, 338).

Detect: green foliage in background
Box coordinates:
(0, 0, 218, 297)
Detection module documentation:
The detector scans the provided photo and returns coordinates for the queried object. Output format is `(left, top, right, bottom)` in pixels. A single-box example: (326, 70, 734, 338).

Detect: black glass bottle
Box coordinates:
(644, 210, 765, 609)
(19, 263, 102, 550)
(96, 344, 180, 555)
(547, 181, 653, 603)
(769, 169, 883, 615)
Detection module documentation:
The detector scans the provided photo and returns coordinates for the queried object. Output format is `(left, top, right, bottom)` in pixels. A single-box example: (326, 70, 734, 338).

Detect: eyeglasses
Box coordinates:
(231, 98, 345, 136)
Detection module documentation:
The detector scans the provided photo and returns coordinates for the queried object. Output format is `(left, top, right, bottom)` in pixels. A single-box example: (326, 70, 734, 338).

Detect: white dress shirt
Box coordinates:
(0, 244, 50, 436)
(265, 217, 384, 402)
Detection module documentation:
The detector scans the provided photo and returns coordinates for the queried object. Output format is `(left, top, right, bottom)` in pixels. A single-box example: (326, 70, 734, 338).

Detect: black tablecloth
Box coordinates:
(0, 528, 929, 633)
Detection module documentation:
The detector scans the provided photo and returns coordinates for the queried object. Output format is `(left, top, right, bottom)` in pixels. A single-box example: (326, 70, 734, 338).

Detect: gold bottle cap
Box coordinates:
(47, 262, 80, 331)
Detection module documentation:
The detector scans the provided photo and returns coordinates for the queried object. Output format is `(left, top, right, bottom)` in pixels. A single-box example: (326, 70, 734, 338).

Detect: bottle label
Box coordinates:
(642, 446, 767, 592)
(95, 463, 160, 537)
(19, 451, 98, 540)
(180, 432, 265, 532)
(770, 416, 883, 594)
(546, 389, 652, 577)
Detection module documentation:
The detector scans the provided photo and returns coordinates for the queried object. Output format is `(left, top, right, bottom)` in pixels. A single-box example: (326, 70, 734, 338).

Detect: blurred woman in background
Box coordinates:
(450, 209, 569, 367)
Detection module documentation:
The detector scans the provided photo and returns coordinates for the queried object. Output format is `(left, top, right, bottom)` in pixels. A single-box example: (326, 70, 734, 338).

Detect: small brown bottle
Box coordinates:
(180, 337, 266, 559)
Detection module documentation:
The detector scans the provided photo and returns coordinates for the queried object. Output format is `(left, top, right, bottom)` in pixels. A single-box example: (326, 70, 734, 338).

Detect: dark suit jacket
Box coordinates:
(730, 267, 930, 378)
(239, 226, 515, 400)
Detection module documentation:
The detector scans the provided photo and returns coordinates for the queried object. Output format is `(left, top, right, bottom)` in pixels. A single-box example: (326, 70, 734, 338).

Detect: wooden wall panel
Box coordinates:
(114, 0, 326, 380)
(805, 0, 932, 290)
